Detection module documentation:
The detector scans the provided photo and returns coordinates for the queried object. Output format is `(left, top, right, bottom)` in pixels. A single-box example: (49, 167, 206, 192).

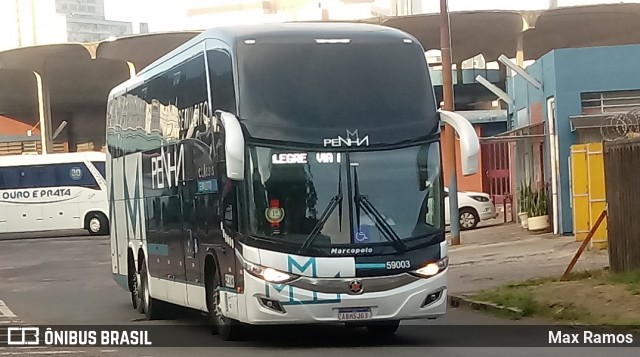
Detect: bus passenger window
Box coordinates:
(221, 179, 238, 231)
(91, 162, 106, 178)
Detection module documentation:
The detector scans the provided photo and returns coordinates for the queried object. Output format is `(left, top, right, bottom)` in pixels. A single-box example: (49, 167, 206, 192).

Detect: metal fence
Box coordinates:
(604, 136, 640, 272)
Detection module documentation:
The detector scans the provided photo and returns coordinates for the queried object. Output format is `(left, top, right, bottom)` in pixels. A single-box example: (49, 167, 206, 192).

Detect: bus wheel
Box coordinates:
(86, 213, 107, 235)
(138, 261, 163, 320)
(129, 258, 138, 310)
(207, 270, 243, 341)
(366, 320, 400, 336)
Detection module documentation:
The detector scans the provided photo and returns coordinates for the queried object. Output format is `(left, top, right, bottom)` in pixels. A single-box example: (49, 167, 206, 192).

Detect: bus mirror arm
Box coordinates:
(216, 111, 245, 181)
(438, 110, 480, 176)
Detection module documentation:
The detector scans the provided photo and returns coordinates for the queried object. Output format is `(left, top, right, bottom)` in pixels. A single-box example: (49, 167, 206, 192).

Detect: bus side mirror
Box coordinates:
(438, 110, 480, 176)
(217, 111, 245, 181)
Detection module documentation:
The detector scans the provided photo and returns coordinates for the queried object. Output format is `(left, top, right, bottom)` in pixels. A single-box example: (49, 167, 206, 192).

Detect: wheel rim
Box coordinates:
(89, 218, 101, 232)
(460, 212, 476, 228)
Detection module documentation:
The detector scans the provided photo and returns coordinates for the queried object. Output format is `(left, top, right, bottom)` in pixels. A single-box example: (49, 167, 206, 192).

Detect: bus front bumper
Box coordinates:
(240, 269, 448, 325)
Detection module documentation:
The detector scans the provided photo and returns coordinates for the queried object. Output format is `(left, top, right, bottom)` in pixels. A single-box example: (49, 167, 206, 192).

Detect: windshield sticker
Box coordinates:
(323, 130, 369, 148)
(354, 225, 372, 243)
(265, 207, 285, 224)
(197, 179, 218, 194)
(272, 153, 308, 164)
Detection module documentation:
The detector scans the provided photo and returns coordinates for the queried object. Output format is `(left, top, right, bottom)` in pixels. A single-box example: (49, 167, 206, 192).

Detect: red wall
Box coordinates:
(0, 115, 39, 136)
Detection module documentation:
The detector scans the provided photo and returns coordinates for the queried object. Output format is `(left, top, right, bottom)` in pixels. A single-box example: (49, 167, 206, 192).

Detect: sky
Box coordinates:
(103, 0, 640, 32)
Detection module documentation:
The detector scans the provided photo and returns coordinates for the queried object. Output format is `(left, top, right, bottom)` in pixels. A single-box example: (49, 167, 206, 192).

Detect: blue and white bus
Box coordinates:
(107, 23, 479, 340)
(0, 151, 109, 235)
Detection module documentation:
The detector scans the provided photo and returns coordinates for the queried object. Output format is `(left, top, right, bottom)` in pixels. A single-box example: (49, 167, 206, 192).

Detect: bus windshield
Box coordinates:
(236, 41, 435, 143)
(247, 143, 443, 249)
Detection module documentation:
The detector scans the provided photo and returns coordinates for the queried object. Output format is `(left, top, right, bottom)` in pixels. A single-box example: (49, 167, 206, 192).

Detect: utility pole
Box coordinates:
(30, 0, 37, 45)
(15, 0, 22, 47)
(440, 0, 461, 245)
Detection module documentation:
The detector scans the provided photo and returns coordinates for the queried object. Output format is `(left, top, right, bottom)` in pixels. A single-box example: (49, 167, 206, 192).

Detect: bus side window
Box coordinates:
(0, 167, 20, 190)
(20, 166, 55, 189)
(221, 179, 238, 231)
(207, 49, 237, 115)
(91, 161, 106, 178)
(55, 163, 99, 189)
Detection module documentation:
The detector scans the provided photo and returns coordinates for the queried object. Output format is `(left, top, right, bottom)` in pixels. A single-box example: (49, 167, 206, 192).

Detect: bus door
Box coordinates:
(180, 176, 204, 309)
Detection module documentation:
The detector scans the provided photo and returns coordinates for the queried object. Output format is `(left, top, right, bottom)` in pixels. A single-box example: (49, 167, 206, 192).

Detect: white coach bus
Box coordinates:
(107, 23, 479, 340)
(0, 151, 109, 235)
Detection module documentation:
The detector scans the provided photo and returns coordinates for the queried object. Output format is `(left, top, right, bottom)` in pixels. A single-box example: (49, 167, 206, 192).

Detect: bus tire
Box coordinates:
(86, 212, 108, 235)
(366, 320, 400, 336)
(206, 261, 243, 341)
(138, 259, 163, 320)
(128, 251, 138, 310)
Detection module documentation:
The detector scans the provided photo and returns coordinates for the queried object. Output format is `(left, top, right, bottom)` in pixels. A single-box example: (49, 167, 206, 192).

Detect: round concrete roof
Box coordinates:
(1, 3, 640, 135)
(365, 3, 640, 63)
(1, 3, 640, 105)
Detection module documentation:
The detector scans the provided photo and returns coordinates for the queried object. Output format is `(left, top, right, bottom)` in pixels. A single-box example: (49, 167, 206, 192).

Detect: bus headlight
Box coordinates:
(244, 260, 298, 283)
(411, 257, 448, 278)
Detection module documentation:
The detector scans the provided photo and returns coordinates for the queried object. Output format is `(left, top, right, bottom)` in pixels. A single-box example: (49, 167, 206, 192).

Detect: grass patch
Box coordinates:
(604, 269, 640, 294)
(474, 286, 537, 317)
(468, 268, 640, 324)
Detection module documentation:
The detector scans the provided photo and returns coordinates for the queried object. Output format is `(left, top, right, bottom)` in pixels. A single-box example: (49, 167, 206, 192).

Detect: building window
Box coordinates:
(580, 90, 640, 115)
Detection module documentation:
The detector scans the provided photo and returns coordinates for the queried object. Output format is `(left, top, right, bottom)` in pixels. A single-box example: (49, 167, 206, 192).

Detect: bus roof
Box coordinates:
(0, 152, 106, 167)
(108, 22, 419, 99)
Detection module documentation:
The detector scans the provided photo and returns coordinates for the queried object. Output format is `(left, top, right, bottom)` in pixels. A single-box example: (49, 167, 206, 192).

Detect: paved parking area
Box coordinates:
(447, 223, 609, 294)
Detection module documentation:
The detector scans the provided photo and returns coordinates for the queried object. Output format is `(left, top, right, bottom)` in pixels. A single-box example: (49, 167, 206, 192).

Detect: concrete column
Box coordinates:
(456, 61, 463, 85)
(516, 32, 525, 67)
(126, 61, 136, 79)
(33, 71, 53, 154)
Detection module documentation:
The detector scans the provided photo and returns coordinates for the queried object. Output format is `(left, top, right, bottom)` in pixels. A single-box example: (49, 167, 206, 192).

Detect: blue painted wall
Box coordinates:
(509, 43, 640, 235)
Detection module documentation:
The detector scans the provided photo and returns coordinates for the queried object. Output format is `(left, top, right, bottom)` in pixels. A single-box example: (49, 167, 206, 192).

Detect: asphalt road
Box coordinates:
(0, 234, 637, 356)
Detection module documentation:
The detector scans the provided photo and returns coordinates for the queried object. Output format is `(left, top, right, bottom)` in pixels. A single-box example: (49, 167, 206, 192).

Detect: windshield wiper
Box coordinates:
(300, 169, 343, 251)
(352, 164, 407, 253)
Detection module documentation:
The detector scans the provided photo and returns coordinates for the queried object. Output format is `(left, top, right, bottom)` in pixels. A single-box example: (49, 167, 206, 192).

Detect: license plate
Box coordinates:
(338, 308, 372, 321)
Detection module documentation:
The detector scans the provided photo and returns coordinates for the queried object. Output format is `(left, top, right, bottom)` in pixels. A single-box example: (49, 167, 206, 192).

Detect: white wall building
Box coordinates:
(0, 0, 67, 51)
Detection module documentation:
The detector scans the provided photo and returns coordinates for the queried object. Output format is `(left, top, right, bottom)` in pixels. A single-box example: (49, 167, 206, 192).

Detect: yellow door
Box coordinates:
(570, 143, 608, 249)
(587, 142, 607, 249)
(571, 145, 590, 242)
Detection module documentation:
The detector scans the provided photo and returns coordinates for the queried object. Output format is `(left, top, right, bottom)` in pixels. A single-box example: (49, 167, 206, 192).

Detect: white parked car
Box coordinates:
(444, 187, 497, 230)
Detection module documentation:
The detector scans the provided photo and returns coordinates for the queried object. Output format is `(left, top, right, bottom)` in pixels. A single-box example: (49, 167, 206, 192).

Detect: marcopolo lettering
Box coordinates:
(330, 247, 374, 255)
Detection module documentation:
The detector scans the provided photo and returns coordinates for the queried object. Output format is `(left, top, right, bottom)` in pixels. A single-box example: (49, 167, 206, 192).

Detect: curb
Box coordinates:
(448, 294, 524, 317)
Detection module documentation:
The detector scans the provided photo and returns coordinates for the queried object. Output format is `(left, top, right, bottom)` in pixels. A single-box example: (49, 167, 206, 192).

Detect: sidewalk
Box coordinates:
(446, 221, 609, 294)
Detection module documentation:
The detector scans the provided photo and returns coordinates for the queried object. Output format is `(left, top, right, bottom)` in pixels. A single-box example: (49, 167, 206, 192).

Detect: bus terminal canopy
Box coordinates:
(0, 31, 201, 107)
(3, 3, 640, 147)
(359, 3, 640, 63)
